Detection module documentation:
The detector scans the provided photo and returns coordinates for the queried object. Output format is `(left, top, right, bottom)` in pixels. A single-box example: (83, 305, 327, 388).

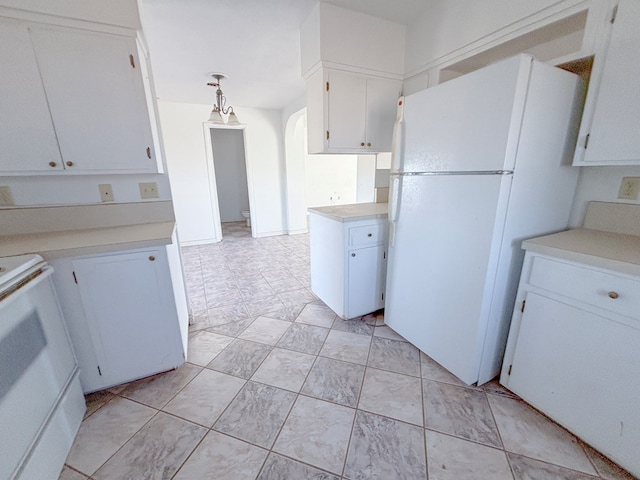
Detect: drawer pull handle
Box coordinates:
(608, 291, 619, 299)
(351, 253, 356, 257)
(49, 161, 57, 167)
(149, 256, 155, 261)
(367, 233, 372, 237)
(66, 161, 74, 167)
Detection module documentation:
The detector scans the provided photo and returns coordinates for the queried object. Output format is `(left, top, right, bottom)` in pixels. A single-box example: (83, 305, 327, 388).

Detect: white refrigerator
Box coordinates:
(385, 54, 584, 386)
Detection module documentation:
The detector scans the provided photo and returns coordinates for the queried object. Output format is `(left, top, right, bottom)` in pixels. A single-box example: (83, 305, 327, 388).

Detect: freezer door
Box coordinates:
(385, 173, 512, 385)
(401, 55, 531, 173)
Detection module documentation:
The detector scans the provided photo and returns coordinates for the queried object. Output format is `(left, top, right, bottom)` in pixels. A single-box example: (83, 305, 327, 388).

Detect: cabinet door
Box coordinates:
(577, 0, 640, 165)
(347, 245, 386, 318)
(0, 20, 62, 173)
(507, 292, 640, 472)
(365, 77, 401, 152)
(328, 70, 367, 151)
(29, 26, 156, 173)
(72, 249, 183, 389)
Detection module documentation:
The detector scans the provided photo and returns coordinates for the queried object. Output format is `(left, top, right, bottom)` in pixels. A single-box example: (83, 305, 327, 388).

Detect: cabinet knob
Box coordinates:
(148, 256, 155, 261)
(367, 233, 372, 237)
(49, 161, 57, 167)
(351, 253, 356, 257)
(608, 291, 619, 299)
(66, 161, 74, 167)
(360, 142, 365, 147)
(367, 142, 371, 147)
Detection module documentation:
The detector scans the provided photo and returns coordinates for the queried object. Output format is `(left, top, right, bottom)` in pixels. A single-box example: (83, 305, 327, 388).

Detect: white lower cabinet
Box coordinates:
(310, 211, 387, 319)
(501, 252, 640, 476)
(51, 247, 185, 393)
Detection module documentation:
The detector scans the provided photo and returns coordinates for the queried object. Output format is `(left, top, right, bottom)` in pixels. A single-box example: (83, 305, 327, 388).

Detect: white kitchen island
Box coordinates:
(308, 202, 388, 319)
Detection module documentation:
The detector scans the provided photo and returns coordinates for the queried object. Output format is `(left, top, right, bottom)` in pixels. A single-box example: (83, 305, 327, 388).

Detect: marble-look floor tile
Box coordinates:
(238, 316, 292, 345)
(263, 303, 305, 322)
(260, 268, 291, 283)
(187, 309, 210, 332)
(420, 352, 467, 386)
(295, 303, 336, 328)
(301, 356, 365, 407)
(207, 317, 255, 337)
(207, 338, 272, 379)
(245, 297, 286, 317)
(344, 410, 427, 480)
(331, 317, 374, 336)
(581, 442, 637, 480)
(251, 348, 315, 392)
(58, 466, 87, 480)
(276, 323, 329, 355)
(319, 329, 371, 365)
(163, 369, 246, 427)
(268, 277, 304, 293)
(66, 397, 156, 475)
(273, 396, 355, 475)
(174, 431, 268, 480)
(278, 287, 317, 306)
(480, 379, 520, 399)
(187, 330, 234, 366)
(93, 412, 206, 480)
(238, 280, 275, 301)
(83, 390, 115, 419)
(508, 453, 600, 480)
(205, 288, 245, 308)
(207, 303, 250, 326)
(359, 367, 423, 426)
(488, 395, 597, 475)
(119, 363, 201, 408)
(214, 381, 296, 448)
(368, 337, 420, 376)
(373, 325, 407, 341)
(423, 380, 502, 448)
(257, 453, 339, 480)
(426, 430, 513, 480)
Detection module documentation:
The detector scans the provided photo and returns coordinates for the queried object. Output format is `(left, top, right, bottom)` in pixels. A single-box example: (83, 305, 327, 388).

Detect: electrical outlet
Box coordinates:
(139, 182, 159, 199)
(0, 186, 15, 206)
(617, 177, 640, 200)
(99, 184, 114, 202)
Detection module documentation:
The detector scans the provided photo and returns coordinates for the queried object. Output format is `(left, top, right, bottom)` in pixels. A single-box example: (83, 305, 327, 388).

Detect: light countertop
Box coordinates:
(0, 202, 176, 259)
(523, 228, 640, 276)
(308, 202, 388, 222)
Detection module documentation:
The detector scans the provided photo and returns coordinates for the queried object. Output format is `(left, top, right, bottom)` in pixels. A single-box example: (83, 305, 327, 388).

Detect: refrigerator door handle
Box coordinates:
(390, 96, 405, 173)
(389, 176, 402, 247)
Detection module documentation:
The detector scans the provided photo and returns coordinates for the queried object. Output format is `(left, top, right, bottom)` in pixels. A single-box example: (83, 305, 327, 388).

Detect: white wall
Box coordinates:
(158, 100, 287, 244)
(404, 0, 640, 228)
(405, 0, 577, 75)
(305, 151, 359, 207)
(210, 129, 249, 222)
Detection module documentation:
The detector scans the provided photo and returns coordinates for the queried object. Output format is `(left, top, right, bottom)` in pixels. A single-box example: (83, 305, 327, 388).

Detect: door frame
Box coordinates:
(202, 122, 255, 240)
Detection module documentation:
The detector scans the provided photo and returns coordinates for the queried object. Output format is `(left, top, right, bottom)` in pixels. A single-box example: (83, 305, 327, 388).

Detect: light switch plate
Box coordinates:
(139, 182, 159, 199)
(99, 184, 114, 202)
(618, 177, 640, 200)
(0, 186, 15, 206)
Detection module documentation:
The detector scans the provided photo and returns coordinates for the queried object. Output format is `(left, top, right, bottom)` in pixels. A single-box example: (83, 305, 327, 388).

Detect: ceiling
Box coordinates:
(138, 0, 429, 110)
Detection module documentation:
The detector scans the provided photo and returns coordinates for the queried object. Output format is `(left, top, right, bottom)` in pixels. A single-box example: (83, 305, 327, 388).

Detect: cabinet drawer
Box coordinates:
(529, 256, 640, 320)
(349, 223, 386, 247)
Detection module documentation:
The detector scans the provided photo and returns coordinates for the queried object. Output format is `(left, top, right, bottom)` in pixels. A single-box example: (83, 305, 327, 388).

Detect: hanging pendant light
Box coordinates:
(207, 73, 241, 125)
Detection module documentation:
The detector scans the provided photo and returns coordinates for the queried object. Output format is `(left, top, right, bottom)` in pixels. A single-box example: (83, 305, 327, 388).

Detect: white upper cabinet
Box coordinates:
(29, 26, 156, 173)
(0, 20, 62, 172)
(0, 19, 158, 175)
(573, 0, 640, 166)
(307, 69, 401, 154)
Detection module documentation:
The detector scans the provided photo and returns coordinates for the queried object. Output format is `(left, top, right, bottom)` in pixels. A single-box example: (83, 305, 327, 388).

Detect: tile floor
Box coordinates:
(60, 222, 635, 480)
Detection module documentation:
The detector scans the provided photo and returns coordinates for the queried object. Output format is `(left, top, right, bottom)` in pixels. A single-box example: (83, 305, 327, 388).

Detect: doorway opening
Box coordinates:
(204, 124, 254, 240)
